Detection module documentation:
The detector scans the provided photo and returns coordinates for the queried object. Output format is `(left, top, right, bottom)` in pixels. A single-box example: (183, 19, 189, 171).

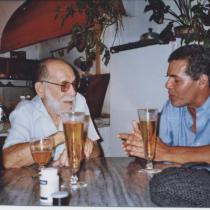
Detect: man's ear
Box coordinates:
(35, 82, 45, 98)
(198, 74, 209, 89)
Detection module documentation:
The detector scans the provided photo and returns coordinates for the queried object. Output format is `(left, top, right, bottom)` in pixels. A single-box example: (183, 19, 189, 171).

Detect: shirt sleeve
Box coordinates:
(4, 97, 58, 149)
(3, 106, 31, 149)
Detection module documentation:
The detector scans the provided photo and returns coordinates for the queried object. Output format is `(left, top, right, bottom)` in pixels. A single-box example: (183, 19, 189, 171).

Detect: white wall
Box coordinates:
(104, 0, 175, 156)
(0, 44, 41, 59)
(109, 44, 173, 156)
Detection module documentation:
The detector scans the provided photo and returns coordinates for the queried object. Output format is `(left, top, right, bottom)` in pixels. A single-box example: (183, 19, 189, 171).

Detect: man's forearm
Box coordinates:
(162, 144, 210, 164)
(3, 143, 34, 168)
(3, 132, 64, 169)
(51, 131, 65, 147)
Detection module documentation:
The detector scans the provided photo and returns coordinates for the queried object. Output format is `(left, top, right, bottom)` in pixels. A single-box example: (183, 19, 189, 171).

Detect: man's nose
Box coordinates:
(67, 84, 76, 95)
(165, 78, 173, 90)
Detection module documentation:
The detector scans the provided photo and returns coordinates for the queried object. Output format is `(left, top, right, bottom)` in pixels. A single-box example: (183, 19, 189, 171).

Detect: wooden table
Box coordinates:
(0, 157, 177, 207)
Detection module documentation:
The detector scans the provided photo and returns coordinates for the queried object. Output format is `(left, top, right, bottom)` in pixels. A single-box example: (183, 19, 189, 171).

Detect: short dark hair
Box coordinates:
(168, 44, 210, 86)
(33, 57, 80, 88)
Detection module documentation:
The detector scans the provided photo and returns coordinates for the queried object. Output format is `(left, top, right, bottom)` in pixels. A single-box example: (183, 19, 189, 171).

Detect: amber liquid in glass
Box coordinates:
(139, 120, 157, 161)
(63, 121, 84, 173)
(31, 150, 52, 166)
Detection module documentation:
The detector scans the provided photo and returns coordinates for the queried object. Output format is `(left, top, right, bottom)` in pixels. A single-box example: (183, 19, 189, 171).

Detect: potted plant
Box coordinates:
(144, 0, 210, 46)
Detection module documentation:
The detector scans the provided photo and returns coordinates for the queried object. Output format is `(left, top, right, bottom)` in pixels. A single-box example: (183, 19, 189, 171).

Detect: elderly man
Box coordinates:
(118, 44, 210, 164)
(3, 58, 101, 168)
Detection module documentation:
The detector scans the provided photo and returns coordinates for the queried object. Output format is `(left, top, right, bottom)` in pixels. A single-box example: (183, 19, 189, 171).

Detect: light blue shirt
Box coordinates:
(3, 94, 99, 160)
(159, 97, 210, 147)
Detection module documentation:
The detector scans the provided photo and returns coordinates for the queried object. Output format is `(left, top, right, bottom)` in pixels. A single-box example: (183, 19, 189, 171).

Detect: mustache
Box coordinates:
(62, 95, 76, 102)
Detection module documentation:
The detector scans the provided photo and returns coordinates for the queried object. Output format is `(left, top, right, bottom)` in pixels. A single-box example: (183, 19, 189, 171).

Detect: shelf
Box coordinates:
(0, 79, 32, 88)
(110, 38, 168, 54)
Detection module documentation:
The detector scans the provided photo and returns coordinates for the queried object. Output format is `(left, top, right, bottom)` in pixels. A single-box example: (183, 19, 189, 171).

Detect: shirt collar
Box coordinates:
(197, 96, 210, 118)
(182, 96, 210, 130)
(183, 96, 210, 116)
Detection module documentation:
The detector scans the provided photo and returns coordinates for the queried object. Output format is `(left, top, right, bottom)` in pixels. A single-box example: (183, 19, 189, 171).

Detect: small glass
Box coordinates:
(61, 111, 87, 190)
(137, 108, 161, 174)
(30, 137, 54, 169)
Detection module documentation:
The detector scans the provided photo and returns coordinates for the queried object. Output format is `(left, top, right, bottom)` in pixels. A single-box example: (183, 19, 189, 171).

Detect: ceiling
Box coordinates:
(0, 0, 86, 53)
(0, 0, 25, 51)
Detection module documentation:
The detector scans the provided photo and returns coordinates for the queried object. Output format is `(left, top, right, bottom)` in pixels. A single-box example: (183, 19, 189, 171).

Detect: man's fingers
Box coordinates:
(130, 150, 144, 158)
(132, 120, 139, 131)
(60, 150, 68, 166)
(127, 138, 143, 147)
(118, 133, 140, 142)
(132, 121, 143, 140)
(118, 122, 145, 159)
(126, 143, 144, 152)
(122, 143, 132, 156)
(84, 140, 93, 158)
(52, 160, 59, 167)
(124, 145, 144, 158)
(52, 150, 69, 167)
(64, 158, 69, 167)
(122, 140, 144, 158)
(117, 133, 130, 141)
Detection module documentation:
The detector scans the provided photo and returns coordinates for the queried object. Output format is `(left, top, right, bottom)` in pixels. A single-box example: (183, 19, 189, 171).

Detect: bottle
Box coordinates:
(19, 95, 26, 101)
(39, 168, 59, 205)
(26, 95, 31, 100)
(52, 191, 70, 206)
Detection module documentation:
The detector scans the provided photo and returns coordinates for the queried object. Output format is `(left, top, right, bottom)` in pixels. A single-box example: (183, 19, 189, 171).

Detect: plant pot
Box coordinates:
(78, 73, 110, 119)
(174, 26, 195, 38)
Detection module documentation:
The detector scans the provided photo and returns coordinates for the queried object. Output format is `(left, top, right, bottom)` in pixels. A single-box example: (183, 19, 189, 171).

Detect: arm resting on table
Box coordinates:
(155, 138, 210, 164)
(3, 143, 34, 169)
(3, 132, 65, 169)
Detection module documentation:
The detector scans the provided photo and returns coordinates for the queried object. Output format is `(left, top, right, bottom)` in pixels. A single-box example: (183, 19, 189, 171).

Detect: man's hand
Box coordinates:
(154, 137, 170, 162)
(52, 138, 94, 167)
(117, 121, 172, 162)
(117, 121, 145, 158)
(52, 149, 69, 167)
(84, 138, 94, 158)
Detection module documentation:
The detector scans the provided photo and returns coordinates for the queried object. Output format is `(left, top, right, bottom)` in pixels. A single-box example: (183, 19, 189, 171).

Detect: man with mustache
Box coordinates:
(118, 44, 210, 164)
(3, 58, 101, 168)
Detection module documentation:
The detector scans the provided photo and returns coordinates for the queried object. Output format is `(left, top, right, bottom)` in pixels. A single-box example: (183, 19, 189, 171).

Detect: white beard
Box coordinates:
(45, 88, 76, 115)
(45, 88, 61, 115)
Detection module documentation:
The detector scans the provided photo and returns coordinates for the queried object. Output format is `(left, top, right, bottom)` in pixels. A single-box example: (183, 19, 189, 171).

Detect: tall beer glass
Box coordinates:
(61, 111, 87, 189)
(137, 108, 160, 173)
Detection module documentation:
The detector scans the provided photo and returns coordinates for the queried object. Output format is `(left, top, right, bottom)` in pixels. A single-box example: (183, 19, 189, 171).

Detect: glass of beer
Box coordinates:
(137, 108, 161, 173)
(30, 137, 54, 169)
(61, 111, 87, 189)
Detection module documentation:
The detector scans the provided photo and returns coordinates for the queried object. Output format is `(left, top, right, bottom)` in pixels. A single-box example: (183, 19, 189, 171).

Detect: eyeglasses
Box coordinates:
(41, 80, 77, 92)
